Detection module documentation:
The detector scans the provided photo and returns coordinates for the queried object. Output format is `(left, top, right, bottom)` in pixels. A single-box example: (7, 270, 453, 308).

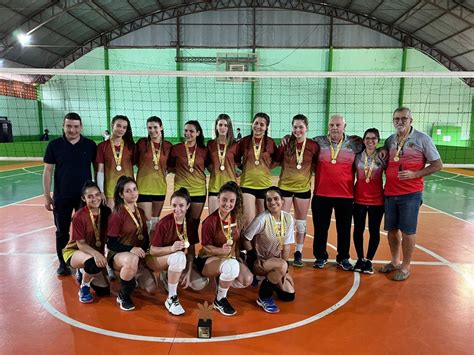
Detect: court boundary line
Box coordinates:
(0, 194, 44, 209)
(35, 263, 360, 343)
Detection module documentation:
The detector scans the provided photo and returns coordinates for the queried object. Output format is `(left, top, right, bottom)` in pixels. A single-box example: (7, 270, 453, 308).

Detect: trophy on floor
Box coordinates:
(197, 301, 213, 339)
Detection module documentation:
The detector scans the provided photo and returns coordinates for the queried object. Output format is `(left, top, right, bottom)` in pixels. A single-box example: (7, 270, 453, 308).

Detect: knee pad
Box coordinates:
(167, 251, 186, 272)
(219, 258, 240, 282)
(295, 219, 307, 235)
(90, 282, 110, 296)
(84, 258, 103, 275)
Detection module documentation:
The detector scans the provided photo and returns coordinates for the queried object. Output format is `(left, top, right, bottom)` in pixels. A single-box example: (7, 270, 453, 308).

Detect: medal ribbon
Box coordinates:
(175, 218, 189, 245)
(364, 151, 376, 181)
(185, 143, 196, 170)
(394, 129, 411, 161)
(270, 212, 286, 251)
(110, 139, 124, 169)
(124, 204, 143, 239)
(295, 138, 307, 167)
(252, 136, 262, 163)
(329, 134, 344, 163)
(150, 140, 161, 169)
(217, 142, 227, 169)
(87, 208, 101, 248)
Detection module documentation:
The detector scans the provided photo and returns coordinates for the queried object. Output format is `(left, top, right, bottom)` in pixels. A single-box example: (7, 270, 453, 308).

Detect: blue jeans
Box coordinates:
(384, 192, 423, 235)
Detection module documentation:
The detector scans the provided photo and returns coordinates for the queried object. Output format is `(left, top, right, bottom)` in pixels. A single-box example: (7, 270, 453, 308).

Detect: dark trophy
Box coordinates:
(197, 301, 213, 338)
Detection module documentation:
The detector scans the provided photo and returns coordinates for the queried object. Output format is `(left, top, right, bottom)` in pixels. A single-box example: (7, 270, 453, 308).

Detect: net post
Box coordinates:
(470, 93, 474, 148)
(325, 46, 334, 129)
(36, 84, 43, 138)
(104, 47, 111, 130)
(398, 47, 408, 107)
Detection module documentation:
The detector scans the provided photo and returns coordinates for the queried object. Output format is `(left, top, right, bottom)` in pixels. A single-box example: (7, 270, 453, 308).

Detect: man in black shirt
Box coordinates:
(43, 112, 97, 275)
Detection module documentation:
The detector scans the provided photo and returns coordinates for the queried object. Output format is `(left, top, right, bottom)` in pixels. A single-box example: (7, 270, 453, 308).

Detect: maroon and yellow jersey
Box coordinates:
(206, 139, 238, 193)
(151, 212, 199, 247)
(135, 138, 172, 196)
(276, 139, 319, 193)
(199, 210, 239, 258)
(313, 135, 364, 198)
(107, 205, 149, 259)
(237, 135, 277, 190)
(96, 140, 134, 198)
(168, 143, 207, 196)
(62, 206, 111, 262)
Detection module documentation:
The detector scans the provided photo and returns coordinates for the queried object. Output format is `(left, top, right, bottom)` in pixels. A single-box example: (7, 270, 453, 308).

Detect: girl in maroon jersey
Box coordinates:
(106, 176, 150, 311)
(195, 181, 253, 316)
(275, 114, 319, 268)
(207, 114, 239, 214)
(135, 116, 173, 233)
(96, 115, 134, 210)
(237, 113, 277, 228)
(146, 188, 199, 316)
(168, 120, 208, 231)
(63, 181, 111, 304)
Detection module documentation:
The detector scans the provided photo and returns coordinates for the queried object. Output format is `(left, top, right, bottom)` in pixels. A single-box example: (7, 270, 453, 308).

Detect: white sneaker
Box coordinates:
(165, 295, 185, 316)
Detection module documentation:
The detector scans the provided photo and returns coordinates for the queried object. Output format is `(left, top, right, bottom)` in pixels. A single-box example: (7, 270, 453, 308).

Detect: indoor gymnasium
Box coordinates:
(0, 1, 473, 354)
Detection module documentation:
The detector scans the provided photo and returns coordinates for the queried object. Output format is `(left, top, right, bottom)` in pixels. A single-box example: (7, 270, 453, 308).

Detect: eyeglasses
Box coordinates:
(393, 117, 410, 123)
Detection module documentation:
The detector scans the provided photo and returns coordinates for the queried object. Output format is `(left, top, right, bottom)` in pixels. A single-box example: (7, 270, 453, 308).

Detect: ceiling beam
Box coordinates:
(431, 26, 472, 45)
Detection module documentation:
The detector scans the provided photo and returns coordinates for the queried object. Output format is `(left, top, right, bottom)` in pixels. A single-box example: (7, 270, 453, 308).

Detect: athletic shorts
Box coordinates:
(137, 194, 166, 203)
(241, 187, 268, 199)
(280, 189, 311, 199)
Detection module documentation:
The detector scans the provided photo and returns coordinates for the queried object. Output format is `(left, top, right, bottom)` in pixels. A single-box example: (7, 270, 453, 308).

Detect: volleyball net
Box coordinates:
(0, 68, 473, 167)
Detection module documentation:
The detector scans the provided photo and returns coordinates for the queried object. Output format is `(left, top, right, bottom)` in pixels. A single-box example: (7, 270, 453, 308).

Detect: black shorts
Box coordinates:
(194, 256, 209, 274)
(190, 195, 207, 203)
(208, 192, 218, 197)
(280, 189, 311, 199)
(137, 194, 166, 203)
(241, 187, 268, 199)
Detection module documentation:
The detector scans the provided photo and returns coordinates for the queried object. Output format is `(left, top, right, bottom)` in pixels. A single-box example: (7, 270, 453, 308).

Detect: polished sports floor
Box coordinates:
(1, 162, 473, 354)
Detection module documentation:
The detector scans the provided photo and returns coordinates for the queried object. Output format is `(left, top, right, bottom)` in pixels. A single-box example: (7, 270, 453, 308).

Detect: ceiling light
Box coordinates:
(17, 33, 31, 46)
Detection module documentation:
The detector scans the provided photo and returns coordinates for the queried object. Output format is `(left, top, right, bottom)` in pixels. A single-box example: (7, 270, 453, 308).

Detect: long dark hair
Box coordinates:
(287, 114, 309, 157)
(250, 112, 270, 154)
(111, 115, 134, 150)
(113, 175, 137, 211)
(214, 113, 235, 146)
(170, 187, 192, 220)
(218, 181, 243, 229)
(363, 127, 380, 141)
(263, 186, 284, 211)
(145, 116, 164, 152)
(80, 180, 110, 232)
(184, 120, 205, 148)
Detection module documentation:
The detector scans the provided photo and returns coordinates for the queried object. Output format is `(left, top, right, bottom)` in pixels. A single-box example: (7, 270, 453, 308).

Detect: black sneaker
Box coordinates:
(313, 259, 328, 269)
(362, 259, 374, 274)
(353, 259, 365, 273)
(57, 263, 71, 276)
(293, 251, 303, 268)
(337, 259, 353, 271)
(116, 293, 135, 311)
(213, 297, 237, 316)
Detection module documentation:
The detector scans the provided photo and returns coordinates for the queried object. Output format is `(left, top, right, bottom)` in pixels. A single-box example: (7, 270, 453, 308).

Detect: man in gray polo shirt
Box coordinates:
(380, 107, 442, 281)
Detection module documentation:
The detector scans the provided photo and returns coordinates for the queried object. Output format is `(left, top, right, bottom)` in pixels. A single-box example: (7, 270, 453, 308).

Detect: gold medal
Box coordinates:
(329, 135, 344, 165)
(394, 156, 400, 162)
(220, 165, 225, 171)
(150, 140, 161, 171)
(255, 160, 260, 166)
(95, 241, 102, 247)
(111, 139, 124, 172)
(226, 239, 233, 246)
(295, 138, 306, 170)
(137, 234, 144, 240)
(296, 164, 302, 170)
(365, 178, 370, 183)
(88, 208, 102, 250)
(124, 205, 145, 243)
(189, 167, 194, 173)
(154, 164, 159, 170)
(217, 141, 227, 172)
(185, 142, 197, 174)
(331, 159, 336, 164)
(175, 218, 189, 248)
(184, 241, 190, 248)
(116, 165, 122, 171)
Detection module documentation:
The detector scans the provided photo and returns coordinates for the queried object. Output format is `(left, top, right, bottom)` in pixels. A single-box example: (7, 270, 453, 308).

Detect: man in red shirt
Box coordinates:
(381, 107, 442, 281)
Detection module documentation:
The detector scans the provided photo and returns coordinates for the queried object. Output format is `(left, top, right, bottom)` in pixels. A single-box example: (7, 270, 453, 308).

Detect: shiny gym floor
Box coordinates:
(1, 161, 473, 354)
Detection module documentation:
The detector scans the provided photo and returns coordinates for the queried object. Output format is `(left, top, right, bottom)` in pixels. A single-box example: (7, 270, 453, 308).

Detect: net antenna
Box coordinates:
(216, 52, 258, 83)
